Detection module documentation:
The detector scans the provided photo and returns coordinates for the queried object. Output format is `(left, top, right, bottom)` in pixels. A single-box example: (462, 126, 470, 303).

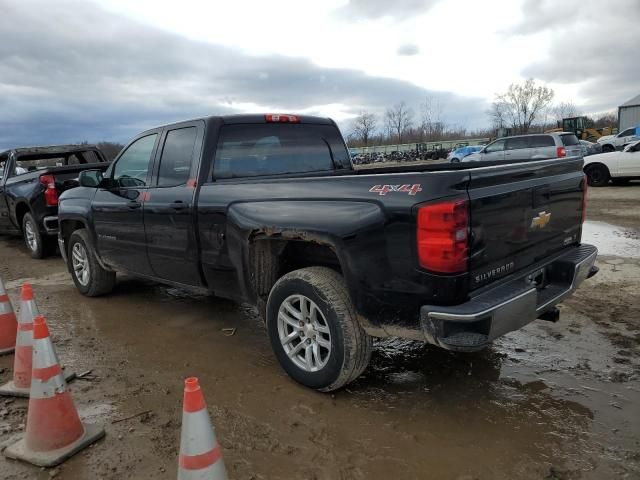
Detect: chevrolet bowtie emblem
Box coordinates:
(530, 211, 551, 229)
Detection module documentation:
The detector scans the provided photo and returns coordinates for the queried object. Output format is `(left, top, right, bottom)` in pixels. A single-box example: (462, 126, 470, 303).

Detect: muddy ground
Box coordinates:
(1, 184, 639, 480)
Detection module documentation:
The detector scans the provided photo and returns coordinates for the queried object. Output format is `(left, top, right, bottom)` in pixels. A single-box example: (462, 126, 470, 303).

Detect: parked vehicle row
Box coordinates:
(46, 113, 597, 391)
(463, 132, 582, 163)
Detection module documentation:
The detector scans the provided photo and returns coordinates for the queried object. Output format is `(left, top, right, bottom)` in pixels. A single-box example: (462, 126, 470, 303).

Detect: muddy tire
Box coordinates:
(22, 212, 55, 259)
(585, 164, 610, 187)
(266, 267, 372, 392)
(68, 229, 115, 297)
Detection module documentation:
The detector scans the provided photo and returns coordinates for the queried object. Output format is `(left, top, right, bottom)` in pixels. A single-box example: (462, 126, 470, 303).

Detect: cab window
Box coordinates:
(113, 134, 158, 188)
(505, 137, 528, 150)
(213, 124, 345, 179)
(485, 139, 505, 153)
(157, 127, 197, 187)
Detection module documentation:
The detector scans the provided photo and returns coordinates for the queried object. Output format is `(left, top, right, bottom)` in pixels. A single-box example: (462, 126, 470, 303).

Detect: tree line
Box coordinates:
(348, 79, 618, 147)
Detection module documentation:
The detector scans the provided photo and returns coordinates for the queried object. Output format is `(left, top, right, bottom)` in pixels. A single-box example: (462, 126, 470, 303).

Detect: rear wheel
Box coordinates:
(22, 213, 55, 259)
(266, 267, 372, 392)
(585, 164, 610, 187)
(450, 158, 460, 163)
(68, 229, 115, 296)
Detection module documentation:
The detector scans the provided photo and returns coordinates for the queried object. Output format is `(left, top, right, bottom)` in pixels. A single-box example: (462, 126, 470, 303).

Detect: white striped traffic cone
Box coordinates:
(0, 284, 74, 397)
(0, 275, 17, 355)
(0, 284, 39, 396)
(3, 315, 105, 467)
(178, 377, 228, 480)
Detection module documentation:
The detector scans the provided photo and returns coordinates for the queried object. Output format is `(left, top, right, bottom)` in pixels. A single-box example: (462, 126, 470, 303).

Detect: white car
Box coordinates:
(597, 126, 639, 152)
(583, 140, 640, 186)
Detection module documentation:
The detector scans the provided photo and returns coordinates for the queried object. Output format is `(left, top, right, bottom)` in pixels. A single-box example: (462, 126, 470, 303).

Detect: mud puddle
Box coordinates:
(582, 220, 640, 258)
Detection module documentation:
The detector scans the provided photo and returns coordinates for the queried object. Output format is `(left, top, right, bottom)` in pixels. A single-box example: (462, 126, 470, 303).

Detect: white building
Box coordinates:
(618, 94, 640, 131)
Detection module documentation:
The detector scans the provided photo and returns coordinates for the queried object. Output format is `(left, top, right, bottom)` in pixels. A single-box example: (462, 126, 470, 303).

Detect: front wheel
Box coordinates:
(266, 267, 372, 392)
(68, 229, 116, 296)
(585, 164, 610, 187)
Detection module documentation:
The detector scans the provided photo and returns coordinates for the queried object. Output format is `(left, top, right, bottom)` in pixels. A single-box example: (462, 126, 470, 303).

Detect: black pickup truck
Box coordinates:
(0, 145, 109, 258)
(57, 114, 597, 391)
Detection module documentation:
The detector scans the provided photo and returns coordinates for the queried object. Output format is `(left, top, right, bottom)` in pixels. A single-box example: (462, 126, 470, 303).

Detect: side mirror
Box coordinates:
(79, 169, 104, 188)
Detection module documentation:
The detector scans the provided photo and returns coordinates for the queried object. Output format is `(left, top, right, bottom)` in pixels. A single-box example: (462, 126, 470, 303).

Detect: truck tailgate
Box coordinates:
(467, 157, 585, 290)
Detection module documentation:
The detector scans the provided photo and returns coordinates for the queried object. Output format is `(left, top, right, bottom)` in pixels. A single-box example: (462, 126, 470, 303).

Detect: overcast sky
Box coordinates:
(1, 0, 638, 149)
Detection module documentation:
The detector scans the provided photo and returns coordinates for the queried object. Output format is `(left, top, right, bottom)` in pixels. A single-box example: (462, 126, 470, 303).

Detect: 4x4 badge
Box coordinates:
(530, 211, 551, 229)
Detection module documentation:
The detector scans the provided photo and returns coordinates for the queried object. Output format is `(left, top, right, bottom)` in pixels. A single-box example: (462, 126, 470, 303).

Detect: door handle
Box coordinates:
(127, 201, 141, 210)
(169, 201, 187, 210)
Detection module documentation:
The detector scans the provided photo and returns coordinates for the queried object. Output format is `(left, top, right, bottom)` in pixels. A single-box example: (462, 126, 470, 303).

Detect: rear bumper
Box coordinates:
(43, 216, 59, 235)
(420, 244, 598, 351)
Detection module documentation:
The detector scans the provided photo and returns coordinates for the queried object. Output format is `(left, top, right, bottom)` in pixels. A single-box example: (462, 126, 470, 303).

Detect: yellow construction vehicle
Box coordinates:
(545, 116, 615, 142)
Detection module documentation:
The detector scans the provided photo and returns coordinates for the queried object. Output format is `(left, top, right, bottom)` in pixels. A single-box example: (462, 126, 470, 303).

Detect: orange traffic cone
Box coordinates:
(178, 377, 228, 480)
(0, 284, 74, 397)
(0, 284, 39, 397)
(0, 276, 17, 355)
(4, 315, 105, 467)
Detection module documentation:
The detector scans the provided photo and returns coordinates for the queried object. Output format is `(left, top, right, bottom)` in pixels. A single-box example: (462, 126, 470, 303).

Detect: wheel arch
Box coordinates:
(14, 201, 31, 231)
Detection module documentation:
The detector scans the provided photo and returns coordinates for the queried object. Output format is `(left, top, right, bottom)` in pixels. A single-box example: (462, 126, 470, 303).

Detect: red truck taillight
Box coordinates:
(556, 146, 566, 158)
(39, 174, 59, 206)
(417, 200, 469, 273)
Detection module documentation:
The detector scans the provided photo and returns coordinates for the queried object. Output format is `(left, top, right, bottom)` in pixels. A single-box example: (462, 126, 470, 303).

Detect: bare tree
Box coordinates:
(385, 101, 413, 144)
(350, 111, 377, 146)
(552, 101, 579, 122)
(491, 79, 554, 134)
(420, 96, 446, 141)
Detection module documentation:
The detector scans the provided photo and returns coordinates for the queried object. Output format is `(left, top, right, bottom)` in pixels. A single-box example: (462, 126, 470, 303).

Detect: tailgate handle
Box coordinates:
(532, 186, 551, 207)
(127, 201, 141, 210)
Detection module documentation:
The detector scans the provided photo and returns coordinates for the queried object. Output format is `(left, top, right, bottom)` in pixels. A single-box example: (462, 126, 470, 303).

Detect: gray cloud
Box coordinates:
(397, 44, 420, 56)
(0, 0, 487, 149)
(335, 0, 440, 21)
(511, 0, 640, 112)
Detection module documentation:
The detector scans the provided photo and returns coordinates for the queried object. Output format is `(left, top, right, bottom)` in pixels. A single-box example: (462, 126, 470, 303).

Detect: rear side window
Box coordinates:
(213, 124, 345, 179)
(157, 127, 197, 187)
(528, 135, 555, 148)
(505, 137, 529, 150)
(560, 134, 580, 146)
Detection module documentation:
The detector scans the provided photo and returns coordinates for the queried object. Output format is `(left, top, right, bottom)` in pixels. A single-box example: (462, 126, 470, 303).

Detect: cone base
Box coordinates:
(0, 345, 15, 356)
(4, 422, 105, 467)
(0, 370, 77, 398)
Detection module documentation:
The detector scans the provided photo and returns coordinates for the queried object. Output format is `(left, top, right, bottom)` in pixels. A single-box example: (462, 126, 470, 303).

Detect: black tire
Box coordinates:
(450, 158, 460, 163)
(602, 144, 615, 153)
(68, 229, 116, 296)
(22, 212, 55, 259)
(266, 267, 372, 392)
(585, 164, 610, 187)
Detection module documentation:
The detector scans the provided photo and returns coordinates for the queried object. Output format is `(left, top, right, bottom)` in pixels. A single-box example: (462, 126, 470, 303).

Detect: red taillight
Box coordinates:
(265, 114, 300, 123)
(417, 200, 469, 273)
(556, 146, 566, 158)
(39, 174, 58, 206)
(581, 174, 588, 224)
